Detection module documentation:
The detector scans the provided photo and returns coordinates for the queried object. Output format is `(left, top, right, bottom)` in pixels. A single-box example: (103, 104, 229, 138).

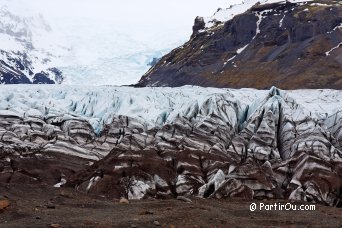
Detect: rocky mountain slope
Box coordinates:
(0, 85, 341, 206)
(0, 5, 63, 84)
(137, 0, 342, 89)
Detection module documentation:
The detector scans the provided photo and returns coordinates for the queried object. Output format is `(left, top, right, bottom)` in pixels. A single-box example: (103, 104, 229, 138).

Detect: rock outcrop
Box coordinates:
(137, 0, 342, 89)
(0, 86, 340, 206)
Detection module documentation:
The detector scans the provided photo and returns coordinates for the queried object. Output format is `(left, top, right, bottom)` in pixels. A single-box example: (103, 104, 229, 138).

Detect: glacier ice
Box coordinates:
(0, 85, 341, 206)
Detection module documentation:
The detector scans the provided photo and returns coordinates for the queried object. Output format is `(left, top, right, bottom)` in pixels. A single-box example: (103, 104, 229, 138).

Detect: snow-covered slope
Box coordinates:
(0, 0, 186, 85)
(3, 0, 236, 86)
(204, 0, 313, 28)
(0, 2, 65, 84)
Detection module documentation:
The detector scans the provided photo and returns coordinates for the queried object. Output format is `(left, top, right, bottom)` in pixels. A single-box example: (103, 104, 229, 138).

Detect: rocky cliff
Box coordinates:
(0, 86, 341, 206)
(137, 0, 342, 89)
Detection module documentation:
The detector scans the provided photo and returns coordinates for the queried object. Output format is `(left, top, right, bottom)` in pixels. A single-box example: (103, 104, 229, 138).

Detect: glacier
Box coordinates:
(0, 85, 340, 133)
(0, 0, 186, 85)
(0, 85, 341, 206)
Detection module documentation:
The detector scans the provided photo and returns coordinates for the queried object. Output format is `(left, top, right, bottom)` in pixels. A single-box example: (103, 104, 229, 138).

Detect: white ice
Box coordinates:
(0, 85, 341, 135)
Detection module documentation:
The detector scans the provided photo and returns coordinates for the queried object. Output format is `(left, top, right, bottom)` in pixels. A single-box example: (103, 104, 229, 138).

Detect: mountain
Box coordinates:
(0, 5, 63, 84)
(0, 85, 341, 206)
(137, 0, 342, 89)
(0, 0, 185, 86)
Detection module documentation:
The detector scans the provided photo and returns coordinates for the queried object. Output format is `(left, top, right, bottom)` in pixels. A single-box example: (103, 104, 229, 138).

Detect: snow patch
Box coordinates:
(325, 42, 342, 56)
(86, 176, 101, 191)
(327, 23, 342, 34)
(54, 177, 67, 188)
(279, 15, 286, 28)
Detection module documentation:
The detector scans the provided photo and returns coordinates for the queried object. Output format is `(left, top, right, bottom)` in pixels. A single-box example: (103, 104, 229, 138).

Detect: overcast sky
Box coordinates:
(3, 0, 245, 45)
(13, 0, 242, 35)
(4, 0, 243, 48)
(30, 0, 240, 22)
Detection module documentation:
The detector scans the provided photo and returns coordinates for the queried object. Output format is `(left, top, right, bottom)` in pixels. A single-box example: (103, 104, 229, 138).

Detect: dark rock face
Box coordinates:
(32, 68, 63, 84)
(148, 58, 161, 67)
(191, 16, 206, 39)
(222, 13, 258, 47)
(0, 87, 341, 206)
(137, 0, 342, 89)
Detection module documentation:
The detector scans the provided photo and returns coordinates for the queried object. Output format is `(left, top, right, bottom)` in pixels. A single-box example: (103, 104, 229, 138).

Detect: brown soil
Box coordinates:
(0, 184, 341, 228)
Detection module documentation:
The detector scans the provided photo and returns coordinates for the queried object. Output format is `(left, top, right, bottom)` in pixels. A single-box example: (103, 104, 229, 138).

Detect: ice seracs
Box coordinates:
(0, 86, 341, 206)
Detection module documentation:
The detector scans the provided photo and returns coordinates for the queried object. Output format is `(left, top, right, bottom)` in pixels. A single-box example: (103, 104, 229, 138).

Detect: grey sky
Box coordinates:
(25, 0, 241, 34)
